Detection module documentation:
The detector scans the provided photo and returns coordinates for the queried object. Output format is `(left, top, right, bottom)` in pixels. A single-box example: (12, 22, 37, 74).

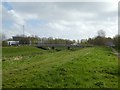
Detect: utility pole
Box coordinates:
(16, 24, 25, 37)
(23, 25, 24, 37)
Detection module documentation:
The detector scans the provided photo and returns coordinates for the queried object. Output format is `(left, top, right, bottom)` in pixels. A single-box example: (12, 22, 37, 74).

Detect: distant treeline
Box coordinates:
(2, 35, 76, 46)
(82, 30, 120, 50)
(1, 30, 120, 51)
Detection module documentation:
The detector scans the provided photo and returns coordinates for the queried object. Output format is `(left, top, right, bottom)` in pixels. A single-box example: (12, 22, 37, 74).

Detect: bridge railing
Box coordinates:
(36, 43, 82, 47)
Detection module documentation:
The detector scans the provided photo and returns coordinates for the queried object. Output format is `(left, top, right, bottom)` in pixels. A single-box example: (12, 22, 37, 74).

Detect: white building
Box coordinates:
(7, 41, 19, 46)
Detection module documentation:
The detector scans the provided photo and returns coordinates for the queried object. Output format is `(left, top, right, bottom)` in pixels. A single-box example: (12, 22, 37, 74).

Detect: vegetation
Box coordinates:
(3, 35, 77, 47)
(2, 46, 118, 88)
(2, 30, 120, 52)
(113, 35, 120, 52)
(2, 30, 119, 88)
(2, 41, 7, 47)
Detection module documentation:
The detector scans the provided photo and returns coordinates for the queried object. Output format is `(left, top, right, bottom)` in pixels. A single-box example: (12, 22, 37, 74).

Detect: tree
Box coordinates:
(113, 35, 120, 50)
(93, 30, 106, 45)
(97, 30, 106, 37)
(1, 33, 6, 41)
(88, 38, 94, 45)
(77, 40, 80, 44)
(2, 41, 7, 47)
(87, 30, 106, 46)
(81, 39, 88, 46)
(93, 36, 106, 46)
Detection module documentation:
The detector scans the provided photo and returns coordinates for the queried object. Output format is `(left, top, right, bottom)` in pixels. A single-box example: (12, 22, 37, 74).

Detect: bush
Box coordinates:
(2, 41, 7, 47)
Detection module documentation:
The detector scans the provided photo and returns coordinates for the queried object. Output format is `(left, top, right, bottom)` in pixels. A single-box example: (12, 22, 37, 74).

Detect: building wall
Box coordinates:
(7, 41, 19, 46)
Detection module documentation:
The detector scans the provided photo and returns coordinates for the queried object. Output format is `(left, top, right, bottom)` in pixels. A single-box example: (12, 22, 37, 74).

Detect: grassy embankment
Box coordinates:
(2, 46, 118, 88)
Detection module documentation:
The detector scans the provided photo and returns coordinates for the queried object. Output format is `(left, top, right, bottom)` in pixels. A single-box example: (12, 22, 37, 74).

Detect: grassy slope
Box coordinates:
(2, 46, 118, 88)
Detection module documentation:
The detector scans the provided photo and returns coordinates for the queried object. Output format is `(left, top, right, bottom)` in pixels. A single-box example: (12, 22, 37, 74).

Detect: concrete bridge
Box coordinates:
(36, 43, 83, 50)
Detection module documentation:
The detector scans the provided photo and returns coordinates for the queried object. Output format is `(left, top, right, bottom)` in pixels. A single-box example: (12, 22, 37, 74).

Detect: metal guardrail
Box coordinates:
(36, 43, 81, 47)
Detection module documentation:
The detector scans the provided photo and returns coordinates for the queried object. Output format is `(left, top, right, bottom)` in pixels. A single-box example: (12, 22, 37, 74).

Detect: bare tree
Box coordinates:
(97, 30, 106, 37)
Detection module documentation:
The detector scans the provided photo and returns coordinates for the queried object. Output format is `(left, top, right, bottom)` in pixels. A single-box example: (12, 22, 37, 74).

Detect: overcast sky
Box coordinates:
(2, 1, 118, 40)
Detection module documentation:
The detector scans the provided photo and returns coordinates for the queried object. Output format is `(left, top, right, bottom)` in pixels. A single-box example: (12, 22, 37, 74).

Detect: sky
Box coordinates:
(1, 1, 119, 40)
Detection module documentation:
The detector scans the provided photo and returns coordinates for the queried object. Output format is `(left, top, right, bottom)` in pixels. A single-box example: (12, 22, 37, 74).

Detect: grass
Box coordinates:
(2, 46, 118, 88)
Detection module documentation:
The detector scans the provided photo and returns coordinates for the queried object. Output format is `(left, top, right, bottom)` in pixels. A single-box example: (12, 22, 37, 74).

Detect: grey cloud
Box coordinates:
(2, 2, 118, 40)
(9, 2, 117, 24)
